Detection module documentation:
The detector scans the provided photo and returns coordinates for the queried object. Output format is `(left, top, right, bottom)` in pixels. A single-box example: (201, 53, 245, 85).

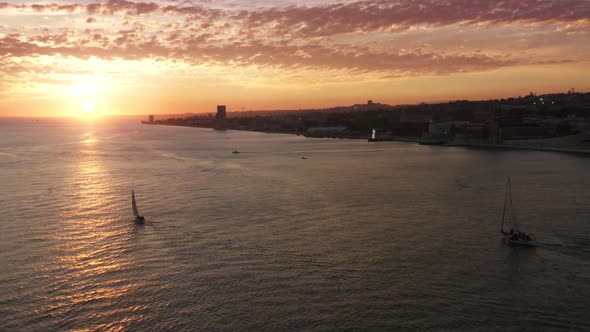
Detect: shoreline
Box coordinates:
(441, 141, 590, 156)
(145, 123, 590, 156)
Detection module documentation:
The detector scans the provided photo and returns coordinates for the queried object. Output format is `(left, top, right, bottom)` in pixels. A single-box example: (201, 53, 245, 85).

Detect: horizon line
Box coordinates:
(1, 89, 586, 119)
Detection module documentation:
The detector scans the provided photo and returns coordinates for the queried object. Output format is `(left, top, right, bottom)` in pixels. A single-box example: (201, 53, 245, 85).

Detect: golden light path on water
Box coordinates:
(42, 132, 140, 331)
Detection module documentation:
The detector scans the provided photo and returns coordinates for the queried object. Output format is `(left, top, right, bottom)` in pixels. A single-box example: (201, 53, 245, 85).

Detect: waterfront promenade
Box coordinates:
(371, 133, 590, 156)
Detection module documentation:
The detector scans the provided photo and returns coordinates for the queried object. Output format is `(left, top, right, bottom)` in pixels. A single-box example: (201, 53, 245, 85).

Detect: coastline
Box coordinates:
(370, 135, 590, 156)
(442, 141, 590, 156)
(145, 122, 590, 156)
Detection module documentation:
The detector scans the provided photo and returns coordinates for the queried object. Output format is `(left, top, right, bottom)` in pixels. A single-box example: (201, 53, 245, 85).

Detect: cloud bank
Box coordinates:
(0, 0, 587, 75)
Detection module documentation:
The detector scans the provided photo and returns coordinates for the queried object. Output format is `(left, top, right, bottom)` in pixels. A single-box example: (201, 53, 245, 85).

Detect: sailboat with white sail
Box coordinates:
(500, 177, 536, 246)
(132, 189, 145, 224)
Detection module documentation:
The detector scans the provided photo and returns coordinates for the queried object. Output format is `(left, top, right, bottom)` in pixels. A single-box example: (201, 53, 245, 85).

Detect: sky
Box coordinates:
(0, 0, 589, 117)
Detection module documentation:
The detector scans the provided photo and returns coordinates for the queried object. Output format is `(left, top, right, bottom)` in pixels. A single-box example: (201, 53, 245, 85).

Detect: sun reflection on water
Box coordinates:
(82, 138, 96, 145)
(44, 130, 137, 330)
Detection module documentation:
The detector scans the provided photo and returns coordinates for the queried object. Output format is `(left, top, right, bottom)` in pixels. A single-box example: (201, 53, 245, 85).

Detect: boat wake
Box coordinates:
(539, 233, 590, 259)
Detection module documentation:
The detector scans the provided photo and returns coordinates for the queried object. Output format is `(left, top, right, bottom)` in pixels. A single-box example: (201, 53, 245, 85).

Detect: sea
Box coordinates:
(1, 118, 589, 331)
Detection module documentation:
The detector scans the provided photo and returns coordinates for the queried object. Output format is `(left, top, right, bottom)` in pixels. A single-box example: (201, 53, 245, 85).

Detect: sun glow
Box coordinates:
(81, 100, 96, 113)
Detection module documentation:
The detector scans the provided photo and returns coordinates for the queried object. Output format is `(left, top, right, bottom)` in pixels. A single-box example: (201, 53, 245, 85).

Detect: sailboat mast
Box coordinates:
(132, 190, 139, 217)
(501, 176, 509, 233)
(508, 176, 520, 231)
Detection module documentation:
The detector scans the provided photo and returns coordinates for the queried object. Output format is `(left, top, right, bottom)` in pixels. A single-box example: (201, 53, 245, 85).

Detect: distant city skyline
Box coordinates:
(0, 0, 589, 117)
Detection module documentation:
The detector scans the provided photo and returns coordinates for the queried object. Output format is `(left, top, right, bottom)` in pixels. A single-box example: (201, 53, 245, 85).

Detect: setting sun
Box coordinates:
(81, 100, 96, 113)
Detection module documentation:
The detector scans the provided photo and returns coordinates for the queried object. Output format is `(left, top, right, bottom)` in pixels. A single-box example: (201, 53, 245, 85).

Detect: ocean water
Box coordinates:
(1, 118, 589, 331)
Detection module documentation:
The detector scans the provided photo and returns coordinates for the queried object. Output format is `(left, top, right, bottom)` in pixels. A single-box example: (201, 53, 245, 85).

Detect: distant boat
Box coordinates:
(232, 150, 240, 154)
(419, 139, 446, 145)
(500, 177, 536, 246)
(301, 156, 307, 159)
(132, 189, 145, 224)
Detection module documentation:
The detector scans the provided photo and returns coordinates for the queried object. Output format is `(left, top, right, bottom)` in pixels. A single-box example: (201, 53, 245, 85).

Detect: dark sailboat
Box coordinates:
(132, 189, 145, 224)
(500, 177, 536, 246)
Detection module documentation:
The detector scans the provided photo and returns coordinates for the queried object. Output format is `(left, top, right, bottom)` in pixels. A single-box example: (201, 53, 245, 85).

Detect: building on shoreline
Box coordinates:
(142, 92, 589, 147)
(215, 105, 227, 130)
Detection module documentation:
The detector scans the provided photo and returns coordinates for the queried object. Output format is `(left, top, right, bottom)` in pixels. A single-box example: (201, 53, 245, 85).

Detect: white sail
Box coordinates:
(132, 190, 139, 216)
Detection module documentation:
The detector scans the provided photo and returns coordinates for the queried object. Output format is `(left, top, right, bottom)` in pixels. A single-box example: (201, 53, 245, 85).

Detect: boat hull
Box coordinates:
(503, 234, 536, 246)
(419, 139, 446, 145)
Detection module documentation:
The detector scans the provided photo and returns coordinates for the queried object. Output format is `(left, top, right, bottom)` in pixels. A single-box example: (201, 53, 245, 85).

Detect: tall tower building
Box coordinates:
(216, 105, 227, 121)
(215, 105, 227, 130)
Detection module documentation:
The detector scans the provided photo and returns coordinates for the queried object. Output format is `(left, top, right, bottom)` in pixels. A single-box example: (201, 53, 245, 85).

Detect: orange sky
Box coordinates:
(0, 1, 589, 117)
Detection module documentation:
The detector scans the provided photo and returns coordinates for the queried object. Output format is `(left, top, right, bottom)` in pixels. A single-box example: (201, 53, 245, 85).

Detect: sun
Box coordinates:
(81, 99, 96, 113)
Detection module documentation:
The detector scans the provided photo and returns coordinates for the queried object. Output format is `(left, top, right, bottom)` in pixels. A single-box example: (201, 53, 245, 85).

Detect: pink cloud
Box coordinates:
(235, 0, 590, 37)
(87, 0, 159, 15)
(0, 31, 543, 75)
(3, 1, 588, 30)
(0, 1, 584, 77)
(2, 1, 158, 16)
(15, 3, 85, 13)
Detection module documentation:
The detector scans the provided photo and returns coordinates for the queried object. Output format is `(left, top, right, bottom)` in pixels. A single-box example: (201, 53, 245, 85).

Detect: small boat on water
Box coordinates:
(418, 139, 446, 145)
(132, 189, 145, 224)
(500, 177, 536, 246)
(232, 150, 240, 154)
